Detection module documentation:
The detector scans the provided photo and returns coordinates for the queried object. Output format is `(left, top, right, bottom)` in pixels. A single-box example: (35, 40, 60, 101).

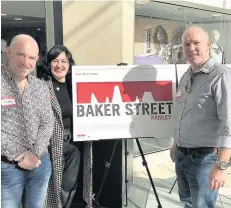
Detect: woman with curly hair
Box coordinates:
(41, 45, 81, 208)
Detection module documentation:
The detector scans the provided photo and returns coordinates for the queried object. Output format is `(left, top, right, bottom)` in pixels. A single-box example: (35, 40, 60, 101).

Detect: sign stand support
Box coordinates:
(90, 63, 162, 208)
(91, 137, 162, 208)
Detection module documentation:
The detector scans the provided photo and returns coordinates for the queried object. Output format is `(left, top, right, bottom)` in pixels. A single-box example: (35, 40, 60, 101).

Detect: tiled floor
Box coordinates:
(126, 145, 231, 208)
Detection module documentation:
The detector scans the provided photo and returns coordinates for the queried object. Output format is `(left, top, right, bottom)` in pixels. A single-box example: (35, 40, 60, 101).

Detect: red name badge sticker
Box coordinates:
(176, 90, 182, 98)
(1, 96, 16, 107)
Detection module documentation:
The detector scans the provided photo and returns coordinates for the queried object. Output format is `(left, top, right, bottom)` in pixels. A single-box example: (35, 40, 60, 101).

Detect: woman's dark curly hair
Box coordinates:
(41, 45, 75, 80)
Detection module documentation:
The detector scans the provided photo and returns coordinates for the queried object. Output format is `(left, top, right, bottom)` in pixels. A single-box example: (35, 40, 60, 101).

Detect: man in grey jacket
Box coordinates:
(170, 26, 231, 208)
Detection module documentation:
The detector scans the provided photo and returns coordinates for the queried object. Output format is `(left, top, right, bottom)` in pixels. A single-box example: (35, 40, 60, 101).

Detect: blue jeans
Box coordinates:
(175, 147, 218, 208)
(1, 154, 52, 208)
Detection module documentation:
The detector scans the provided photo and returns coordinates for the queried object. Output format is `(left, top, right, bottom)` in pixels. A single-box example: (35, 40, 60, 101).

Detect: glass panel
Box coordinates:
(1, 1, 47, 76)
(134, 1, 231, 155)
(134, 1, 231, 66)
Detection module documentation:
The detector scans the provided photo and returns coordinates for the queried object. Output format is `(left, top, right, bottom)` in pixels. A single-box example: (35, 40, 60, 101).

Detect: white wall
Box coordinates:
(62, 0, 135, 65)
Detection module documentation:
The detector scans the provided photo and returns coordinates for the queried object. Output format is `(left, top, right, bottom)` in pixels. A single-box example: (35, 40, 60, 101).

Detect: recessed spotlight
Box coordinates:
(14, 17, 22, 21)
(37, 28, 41, 31)
(212, 13, 223, 17)
(136, 0, 152, 4)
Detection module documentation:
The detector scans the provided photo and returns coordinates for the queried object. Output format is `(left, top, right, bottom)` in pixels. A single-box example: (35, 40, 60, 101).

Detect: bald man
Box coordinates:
(170, 26, 231, 208)
(1, 34, 54, 208)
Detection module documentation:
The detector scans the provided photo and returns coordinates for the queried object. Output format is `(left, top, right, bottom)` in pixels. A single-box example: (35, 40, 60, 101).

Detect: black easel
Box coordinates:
(124, 139, 129, 207)
(169, 178, 177, 194)
(91, 63, 162, 208)
(92, 63, 129, 208)
(92, 137, 162, 208)
(117, 63, 129, 208)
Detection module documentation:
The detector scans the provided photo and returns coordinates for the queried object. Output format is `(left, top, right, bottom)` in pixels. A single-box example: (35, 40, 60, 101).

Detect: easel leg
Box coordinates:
(169, 178, 177, 194)
(135, 138, 162, 208)
(124, 139, 128, 207)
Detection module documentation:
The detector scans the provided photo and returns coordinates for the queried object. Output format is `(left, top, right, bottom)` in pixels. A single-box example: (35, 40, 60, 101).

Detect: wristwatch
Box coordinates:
(216, 161, 229, 170)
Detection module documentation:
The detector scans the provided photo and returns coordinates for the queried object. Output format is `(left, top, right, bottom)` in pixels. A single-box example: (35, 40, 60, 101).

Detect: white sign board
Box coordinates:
(176, 64, 190, 85)
(72, 65, 176, 141)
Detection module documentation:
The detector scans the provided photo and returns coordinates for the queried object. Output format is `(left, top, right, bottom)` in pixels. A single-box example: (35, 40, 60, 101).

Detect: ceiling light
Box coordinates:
(37, 28, 41, 31)
(212, 13, 223, 17)
(14, 17, 22, 21)
(1, 13, 7, 16)
(136, 0, 152, 4)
